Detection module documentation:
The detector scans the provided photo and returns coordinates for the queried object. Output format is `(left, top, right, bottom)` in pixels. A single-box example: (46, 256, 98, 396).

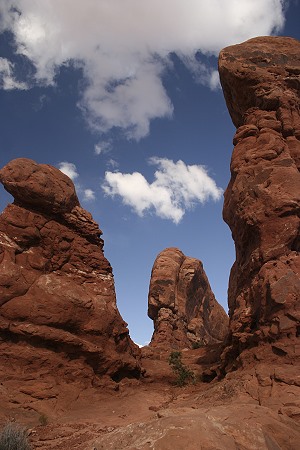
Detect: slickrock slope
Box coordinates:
(219, 36, 300, 371)
(95, 403, 300, 450)
(0, 158, 140, 416)
(147, 247, 228, 349)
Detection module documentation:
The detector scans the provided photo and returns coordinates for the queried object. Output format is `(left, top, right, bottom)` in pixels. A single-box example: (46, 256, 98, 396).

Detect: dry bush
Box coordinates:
(0, 422, 31, 450)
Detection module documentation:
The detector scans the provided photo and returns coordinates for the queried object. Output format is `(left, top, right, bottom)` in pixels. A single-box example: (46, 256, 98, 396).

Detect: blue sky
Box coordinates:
(0, 0, 299, 346)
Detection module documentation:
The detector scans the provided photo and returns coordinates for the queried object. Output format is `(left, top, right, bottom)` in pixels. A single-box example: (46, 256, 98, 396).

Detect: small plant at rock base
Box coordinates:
(191, 341, 203, 349)
(0, 422, 31, 450)
(168, 351, 196, 387)
(38, 414, 48, 427)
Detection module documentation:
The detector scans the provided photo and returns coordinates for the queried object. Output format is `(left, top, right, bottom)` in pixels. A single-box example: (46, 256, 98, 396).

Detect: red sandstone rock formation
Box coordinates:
(147, 247, 228, 349)
(1, 38, 300, 450)
(0, 158, 141, 412)
(219, 36, 300, 371)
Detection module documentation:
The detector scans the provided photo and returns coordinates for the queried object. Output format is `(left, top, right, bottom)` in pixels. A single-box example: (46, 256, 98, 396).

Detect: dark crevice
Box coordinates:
(278, 208, 300, 218)
(271, 345, 287, 357)
(111, 367, 141, 382)
(291, 233, 300, 252)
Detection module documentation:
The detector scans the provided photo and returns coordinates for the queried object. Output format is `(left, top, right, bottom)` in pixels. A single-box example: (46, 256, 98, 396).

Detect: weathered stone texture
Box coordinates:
(219, 36, 300, 369)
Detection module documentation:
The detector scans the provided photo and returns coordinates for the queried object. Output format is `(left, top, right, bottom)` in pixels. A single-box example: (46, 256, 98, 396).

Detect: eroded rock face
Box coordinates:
(148, 247, 228, 349)
(0, 158, 141, 406)
(219, 37, 300, 370)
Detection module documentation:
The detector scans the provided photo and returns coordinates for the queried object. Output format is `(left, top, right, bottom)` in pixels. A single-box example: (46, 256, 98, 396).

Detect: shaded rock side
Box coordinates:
(0, 158, 141, 400)
(219, 37, 300, 370)
(148, 247, 228, 349)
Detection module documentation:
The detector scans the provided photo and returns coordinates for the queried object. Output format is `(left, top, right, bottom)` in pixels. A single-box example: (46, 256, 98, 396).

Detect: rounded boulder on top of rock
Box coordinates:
(0, 158, 80, 214)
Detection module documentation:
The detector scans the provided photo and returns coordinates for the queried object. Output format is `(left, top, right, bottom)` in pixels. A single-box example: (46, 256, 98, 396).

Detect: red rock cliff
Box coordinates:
(0, 158, 141, 408)
(219, 36, 300, 370)
(148, 247, 228, 349)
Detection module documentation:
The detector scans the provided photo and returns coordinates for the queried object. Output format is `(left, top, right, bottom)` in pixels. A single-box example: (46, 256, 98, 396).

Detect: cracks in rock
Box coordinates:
(13, 201, 102, 247)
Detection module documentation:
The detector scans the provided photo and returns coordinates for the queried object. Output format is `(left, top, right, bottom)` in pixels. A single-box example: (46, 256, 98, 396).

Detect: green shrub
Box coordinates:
(191, 341, 202, 349)
(0, 422, 31, 450)
(38, 414, 48, 427)
(168, 351, 196, 386)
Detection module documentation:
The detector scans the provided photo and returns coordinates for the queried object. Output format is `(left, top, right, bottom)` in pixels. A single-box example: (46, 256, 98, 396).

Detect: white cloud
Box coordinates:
(0, 1, 285, 138)
(134, 341, 150, 348)
(83, 189, 95, 201)
(58, 161, 95, 202)
(102, 158, 223, 224)
(209, 71, 221, 91)
(0, 57, 28, 90)
(58, 161, 79, 181)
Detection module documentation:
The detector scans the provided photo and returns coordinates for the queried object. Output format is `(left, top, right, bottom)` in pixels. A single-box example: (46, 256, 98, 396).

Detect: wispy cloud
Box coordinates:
(102, 157, 223, 224)
(106, 159, 119, 170)
(33, 94, 50, 111)
(179, 55, 221, 90)
(1, 1, 285, 139)
(0, 57, 28, 90)
(83, 188, 95, 201)
(94, 141, 112, 155)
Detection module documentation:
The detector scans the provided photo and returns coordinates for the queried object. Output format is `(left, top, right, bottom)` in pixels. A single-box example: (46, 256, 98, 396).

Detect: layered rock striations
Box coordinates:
(0, 158, 141, 408)
(219, 37, 300, 369)
(148, 247, 228, 349)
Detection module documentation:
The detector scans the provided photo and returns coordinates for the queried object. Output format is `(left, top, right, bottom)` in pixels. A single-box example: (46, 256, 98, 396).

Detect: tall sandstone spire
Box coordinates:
(219, 37, 300, 370)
